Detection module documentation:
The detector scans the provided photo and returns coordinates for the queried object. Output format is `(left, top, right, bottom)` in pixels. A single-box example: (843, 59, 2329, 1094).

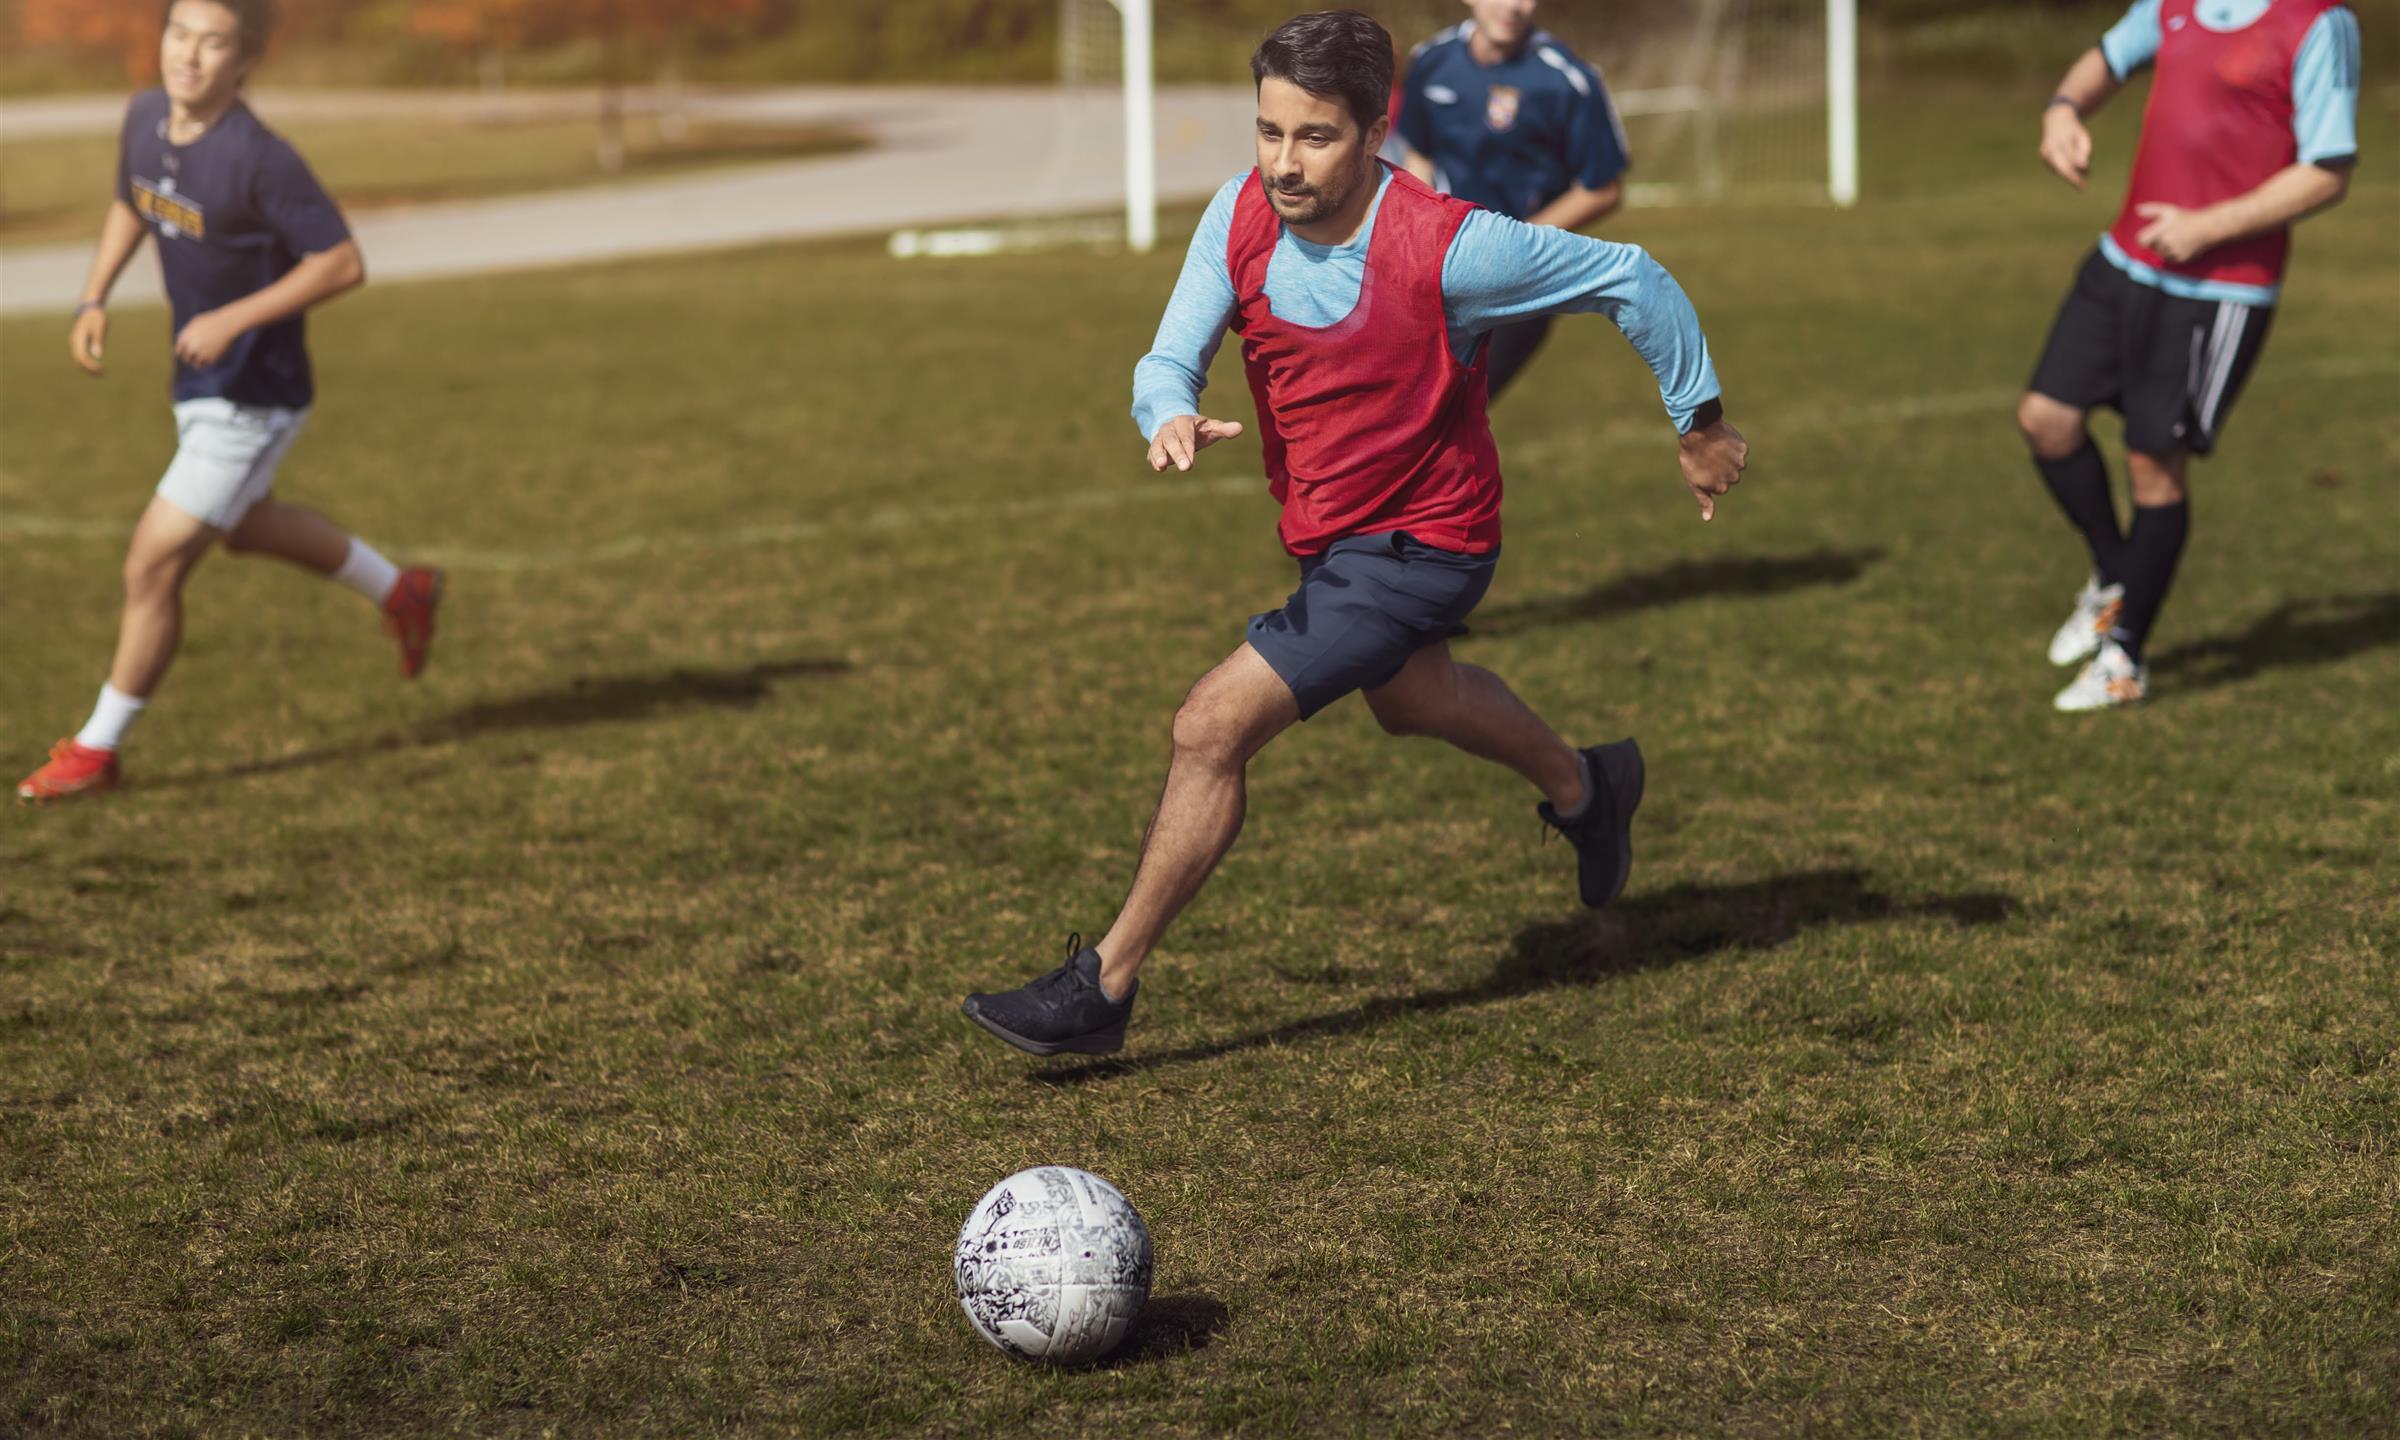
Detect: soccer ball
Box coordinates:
(954, 1166, 1152, 1364)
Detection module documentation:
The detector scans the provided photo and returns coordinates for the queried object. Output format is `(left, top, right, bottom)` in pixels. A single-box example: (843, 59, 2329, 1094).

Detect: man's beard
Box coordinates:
(1263, 173, 1345, 226)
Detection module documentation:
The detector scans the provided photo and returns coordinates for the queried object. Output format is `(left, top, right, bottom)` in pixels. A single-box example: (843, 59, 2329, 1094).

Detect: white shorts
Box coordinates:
(155, 398, 311, 532)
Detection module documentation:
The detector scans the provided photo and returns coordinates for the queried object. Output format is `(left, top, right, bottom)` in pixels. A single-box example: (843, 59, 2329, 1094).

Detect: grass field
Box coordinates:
(0, 113, 864, 245)
(3, 84, 2396, 1437)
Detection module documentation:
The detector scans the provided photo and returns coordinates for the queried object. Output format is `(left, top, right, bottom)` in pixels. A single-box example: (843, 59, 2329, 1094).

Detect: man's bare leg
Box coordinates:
(105, 498, 222, 700)
(1362, 641, 1586, 809)
(1366, 639, 1641, 909)
(224, 498, 352, 576)
(1092, 643, 1300, 998)
(228, 498, 446, 678)
(18, 499, 220, 790)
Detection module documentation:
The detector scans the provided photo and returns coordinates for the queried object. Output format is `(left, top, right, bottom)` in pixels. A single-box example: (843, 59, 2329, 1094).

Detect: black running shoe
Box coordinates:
(1537, 739, 1645, 908)
(962, 933, 1137, 1057)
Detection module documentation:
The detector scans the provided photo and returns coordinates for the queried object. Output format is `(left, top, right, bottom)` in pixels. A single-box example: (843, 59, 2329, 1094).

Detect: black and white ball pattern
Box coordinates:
(954, 1166, 1152, 1364)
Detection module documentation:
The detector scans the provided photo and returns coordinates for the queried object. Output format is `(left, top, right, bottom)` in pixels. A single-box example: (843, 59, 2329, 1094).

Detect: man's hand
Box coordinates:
(2134, 202, 2222, 264)
(1677, 417, 1748, 522)
(2039, 103, 2095, 190)
(68, 307, 108, 376)
(1147, 414, 1245, 473)
(172, 309, 246, 369)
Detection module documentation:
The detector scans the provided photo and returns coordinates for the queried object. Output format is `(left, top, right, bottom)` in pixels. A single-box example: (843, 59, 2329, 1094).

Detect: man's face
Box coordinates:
(1464, 0, 1539, 52)
(1254, 76, 1387, 227)
(160, 1, 249, 109)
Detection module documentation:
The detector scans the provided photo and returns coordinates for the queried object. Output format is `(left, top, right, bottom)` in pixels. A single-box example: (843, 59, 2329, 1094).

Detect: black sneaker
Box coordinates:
(1537, 739, 1645, 908)
(961, 933, 1137, 1057)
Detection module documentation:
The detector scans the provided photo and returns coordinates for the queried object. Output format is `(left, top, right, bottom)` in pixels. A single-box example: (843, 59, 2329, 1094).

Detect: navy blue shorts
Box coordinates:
(1247, 530, 1498, 720)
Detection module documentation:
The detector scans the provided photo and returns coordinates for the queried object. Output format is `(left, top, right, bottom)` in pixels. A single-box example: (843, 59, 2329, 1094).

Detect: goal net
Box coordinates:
(895, 0, 1854, 258)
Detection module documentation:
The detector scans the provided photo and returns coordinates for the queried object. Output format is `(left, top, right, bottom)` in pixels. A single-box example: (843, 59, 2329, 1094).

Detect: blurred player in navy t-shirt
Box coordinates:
(1396, 0, 1632, 400)
(19, 0, 446, 804)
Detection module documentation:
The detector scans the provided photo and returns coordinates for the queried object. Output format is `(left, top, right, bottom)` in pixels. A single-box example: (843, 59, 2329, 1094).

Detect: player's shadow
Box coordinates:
(1470, 547, 1883, 638)
(2146, 592, 2400, 693)
(150, 658, 850, 787)
(1094, 1293, 1232, 1368)
(1030, 867, 2014, 1086)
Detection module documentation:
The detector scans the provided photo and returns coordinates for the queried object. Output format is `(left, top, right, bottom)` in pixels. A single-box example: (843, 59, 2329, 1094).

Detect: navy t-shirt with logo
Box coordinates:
(115, 88, 351, 408)
(1397, 25, 1631, 221)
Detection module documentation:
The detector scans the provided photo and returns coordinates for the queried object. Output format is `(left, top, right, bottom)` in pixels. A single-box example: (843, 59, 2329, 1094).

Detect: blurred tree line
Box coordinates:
(2, 0, 2386, 92)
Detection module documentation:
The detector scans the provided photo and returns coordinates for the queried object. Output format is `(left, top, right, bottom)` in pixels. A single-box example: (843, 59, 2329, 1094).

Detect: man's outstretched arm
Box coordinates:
(1441, 212, 1747, 518)
(1132, 175, 1246, 472)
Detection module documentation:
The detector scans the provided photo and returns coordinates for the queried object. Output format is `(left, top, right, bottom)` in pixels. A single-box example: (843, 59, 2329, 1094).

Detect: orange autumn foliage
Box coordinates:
(406, 0, 762, 50)
(17, 0, 337, 77)
(19, 0, 161, 75)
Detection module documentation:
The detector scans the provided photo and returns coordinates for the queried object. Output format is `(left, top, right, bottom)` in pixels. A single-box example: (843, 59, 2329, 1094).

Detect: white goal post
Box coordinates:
(1119, 0, 1158, 252)
(1103, 0, 1861, 239)
(899, 0, 1859, 259)
(1828, 0, 1860, 206)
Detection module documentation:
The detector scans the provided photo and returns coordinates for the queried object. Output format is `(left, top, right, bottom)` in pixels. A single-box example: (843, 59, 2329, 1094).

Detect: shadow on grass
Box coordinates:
(1031, 867, 2014, 1086)
(1470, 548, 1884, 638)
(148, 658, 850, 787)
(1096, 1294, 1232, 1368)
(2147, 592, 2400, 692)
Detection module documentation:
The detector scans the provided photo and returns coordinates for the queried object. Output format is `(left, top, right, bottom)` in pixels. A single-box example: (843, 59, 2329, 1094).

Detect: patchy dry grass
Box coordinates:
(2, 88, 2395, 1437)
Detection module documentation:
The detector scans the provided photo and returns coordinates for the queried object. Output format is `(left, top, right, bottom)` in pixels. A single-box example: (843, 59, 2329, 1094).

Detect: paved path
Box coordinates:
(0, 85, 666, 137)
(0, 85, 1257, 314)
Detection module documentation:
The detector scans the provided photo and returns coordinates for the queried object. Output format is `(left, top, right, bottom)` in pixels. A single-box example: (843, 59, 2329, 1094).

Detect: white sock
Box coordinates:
(333, 538, 401, 605)
(74, 684, 148, 752)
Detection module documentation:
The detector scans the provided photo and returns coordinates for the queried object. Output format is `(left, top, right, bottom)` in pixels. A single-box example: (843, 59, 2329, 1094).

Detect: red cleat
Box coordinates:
(382, 566, 444, 680)
(17, 739, 119, 804)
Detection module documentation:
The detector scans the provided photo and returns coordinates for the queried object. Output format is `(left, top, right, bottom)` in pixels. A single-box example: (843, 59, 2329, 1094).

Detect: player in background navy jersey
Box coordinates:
(1395, 0, 1632, 400)
(18, 0, 444, 804)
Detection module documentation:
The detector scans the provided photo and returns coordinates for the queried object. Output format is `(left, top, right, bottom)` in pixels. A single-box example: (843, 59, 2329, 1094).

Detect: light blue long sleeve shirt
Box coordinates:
(1132, 171, 1721, 442)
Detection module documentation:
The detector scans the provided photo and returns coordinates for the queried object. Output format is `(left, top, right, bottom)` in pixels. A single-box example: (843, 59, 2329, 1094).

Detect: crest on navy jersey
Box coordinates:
(1485, 85, 1521, 132)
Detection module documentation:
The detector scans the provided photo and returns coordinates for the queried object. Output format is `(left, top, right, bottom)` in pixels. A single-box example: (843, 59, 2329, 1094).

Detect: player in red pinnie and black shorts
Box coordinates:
(2019, 0, 2361, 712)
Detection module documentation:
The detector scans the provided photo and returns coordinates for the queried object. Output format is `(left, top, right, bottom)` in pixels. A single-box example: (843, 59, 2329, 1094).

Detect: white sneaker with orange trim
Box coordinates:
(2054, 639, 2147, 713)
(2047, 576, 2124, 667)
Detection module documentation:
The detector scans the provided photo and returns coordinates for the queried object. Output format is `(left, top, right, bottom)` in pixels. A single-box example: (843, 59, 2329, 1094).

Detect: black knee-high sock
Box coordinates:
(2109, 500, 2189, 664)
(2035, 441, 2125, 586)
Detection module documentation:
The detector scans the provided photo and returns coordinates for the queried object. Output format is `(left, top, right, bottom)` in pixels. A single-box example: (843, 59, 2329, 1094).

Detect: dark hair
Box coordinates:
(160, 0, 280, 62)
(1250, 10, 1394, 134)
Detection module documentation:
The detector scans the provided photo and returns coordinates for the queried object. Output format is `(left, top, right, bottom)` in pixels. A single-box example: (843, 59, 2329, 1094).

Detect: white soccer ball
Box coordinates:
(954, 1165, 1153, 1364)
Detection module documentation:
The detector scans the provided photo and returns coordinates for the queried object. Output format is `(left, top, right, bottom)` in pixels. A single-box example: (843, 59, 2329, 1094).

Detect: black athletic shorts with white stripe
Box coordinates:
(2029, 248, 2275, 458)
